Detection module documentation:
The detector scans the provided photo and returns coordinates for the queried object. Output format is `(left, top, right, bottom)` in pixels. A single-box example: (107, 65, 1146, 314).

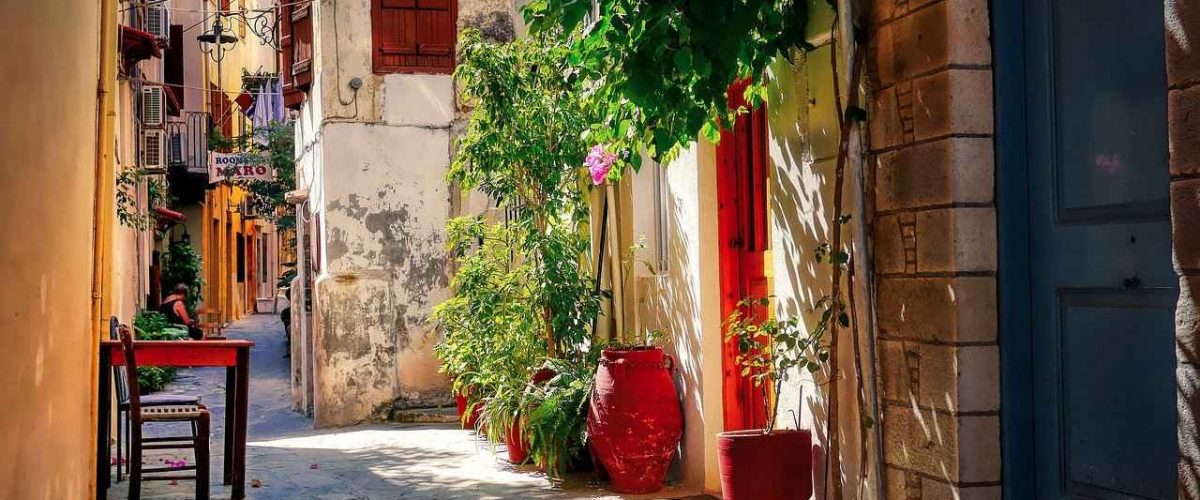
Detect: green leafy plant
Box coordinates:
(230, 121, 297, 225)
(436, 31, 603, 476)
(132, 311, 187, 392)
(116, 167, 167, 230)
(724, 296, 830, 433)
(522, 356, 596, 475)
(161, 240, 204, 313)
(433, 218, 545, 432)
(523, 0, 813, 175)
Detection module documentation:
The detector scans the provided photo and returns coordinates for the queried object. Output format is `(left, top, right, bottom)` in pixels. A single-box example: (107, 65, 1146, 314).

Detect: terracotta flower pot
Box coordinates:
(506, 419, 529, 464)
(587, 347, 683, 494)
(716, 429, 813, 500)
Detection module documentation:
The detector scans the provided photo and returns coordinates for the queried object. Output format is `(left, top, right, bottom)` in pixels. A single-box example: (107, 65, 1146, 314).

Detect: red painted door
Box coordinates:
(717, 80, 770, 431)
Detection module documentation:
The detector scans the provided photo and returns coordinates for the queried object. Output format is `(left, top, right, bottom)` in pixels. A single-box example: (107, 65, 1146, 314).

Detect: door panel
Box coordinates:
(718, 80, 770, 431)
(1024, 0, 1177, 498)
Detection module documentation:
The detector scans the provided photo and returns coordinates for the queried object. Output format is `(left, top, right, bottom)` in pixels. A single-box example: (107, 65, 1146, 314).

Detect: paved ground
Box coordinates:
(106, 314, 707, 500)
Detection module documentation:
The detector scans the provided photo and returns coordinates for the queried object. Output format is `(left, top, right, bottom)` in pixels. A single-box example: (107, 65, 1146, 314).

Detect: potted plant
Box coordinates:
(586, 329, 682, 493)
(718, 296, 829, 500)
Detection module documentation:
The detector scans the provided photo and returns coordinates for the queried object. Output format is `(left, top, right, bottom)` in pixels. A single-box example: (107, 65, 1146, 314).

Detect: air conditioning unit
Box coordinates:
(143, 130, 167, 169)
(141, 86, 164, 127)
(144, 5, 169, 43)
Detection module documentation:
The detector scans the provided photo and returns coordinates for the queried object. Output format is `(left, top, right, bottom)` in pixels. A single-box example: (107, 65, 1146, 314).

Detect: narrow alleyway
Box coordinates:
(107, 315, 708, 500)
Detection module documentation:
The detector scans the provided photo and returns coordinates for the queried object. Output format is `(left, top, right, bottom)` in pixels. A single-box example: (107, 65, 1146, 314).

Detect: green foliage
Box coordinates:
(522, 357, 596, 475)
(523, 0, 813, 172)
(132, 311, 186, 393)
(450, 30, 601, 358)
(432, 219, 545, 432)
(437, 32, 603, 475)
(161, 240, 204, 313)
(232, 121, 297, 224)
(724, 295, 830, 432)
(116, 167, 167, 231)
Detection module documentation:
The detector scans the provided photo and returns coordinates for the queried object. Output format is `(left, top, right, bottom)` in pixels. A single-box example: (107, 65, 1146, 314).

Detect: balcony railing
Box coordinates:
(166, 111, 209, 176)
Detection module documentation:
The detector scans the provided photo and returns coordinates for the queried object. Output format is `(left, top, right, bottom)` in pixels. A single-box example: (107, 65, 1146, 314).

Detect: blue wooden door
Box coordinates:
(1016, 0, 1178, 498)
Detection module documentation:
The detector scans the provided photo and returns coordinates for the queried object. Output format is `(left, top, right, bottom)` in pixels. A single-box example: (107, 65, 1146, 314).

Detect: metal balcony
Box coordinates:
(165, 111, 209, 176)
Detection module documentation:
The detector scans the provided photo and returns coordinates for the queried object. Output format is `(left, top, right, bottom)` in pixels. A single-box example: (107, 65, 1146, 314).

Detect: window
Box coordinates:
(280, 2, 313, 108)
(371, 0, 456, 74)
(237, 234, 246, 283)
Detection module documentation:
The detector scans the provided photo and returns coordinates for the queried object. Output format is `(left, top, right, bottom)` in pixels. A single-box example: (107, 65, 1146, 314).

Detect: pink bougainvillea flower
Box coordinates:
(584, 145, 617, 185)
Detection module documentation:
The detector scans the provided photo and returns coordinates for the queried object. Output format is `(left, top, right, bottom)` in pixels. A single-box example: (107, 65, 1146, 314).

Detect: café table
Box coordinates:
(96, 339, 254, 499)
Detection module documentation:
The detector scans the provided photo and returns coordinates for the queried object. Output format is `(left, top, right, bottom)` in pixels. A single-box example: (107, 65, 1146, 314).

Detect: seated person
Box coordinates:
(161, 283, 203, 340)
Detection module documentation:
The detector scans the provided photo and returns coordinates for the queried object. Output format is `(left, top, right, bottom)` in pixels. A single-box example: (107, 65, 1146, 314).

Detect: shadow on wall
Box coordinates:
(763, 44, 873, 496)
(1180, 276, 1200, 491)
(638, 175, 706, 489)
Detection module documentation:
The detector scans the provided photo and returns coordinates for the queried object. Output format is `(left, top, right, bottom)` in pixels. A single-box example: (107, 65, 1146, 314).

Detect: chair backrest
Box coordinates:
(117, 325, 143, 418)
(109, 317, 130, 404)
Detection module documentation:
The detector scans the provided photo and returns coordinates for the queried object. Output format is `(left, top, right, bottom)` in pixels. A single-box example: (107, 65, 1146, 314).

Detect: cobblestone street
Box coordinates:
(106, 315, 706, 500)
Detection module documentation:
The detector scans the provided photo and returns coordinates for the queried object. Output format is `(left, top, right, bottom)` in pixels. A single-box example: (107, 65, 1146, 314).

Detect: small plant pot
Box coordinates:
(505, 419, 529, 464)
(716, 429, 813, 500)
(587, 347, 683, 494)
(454, 392, 469, 428)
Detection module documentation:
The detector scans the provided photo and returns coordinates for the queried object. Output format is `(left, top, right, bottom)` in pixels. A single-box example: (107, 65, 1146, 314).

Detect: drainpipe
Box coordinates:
(92, 0, 117, 339)
(91, 0, 118, 494)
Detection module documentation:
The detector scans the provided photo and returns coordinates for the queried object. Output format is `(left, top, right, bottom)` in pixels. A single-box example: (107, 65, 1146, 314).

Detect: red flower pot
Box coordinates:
(587, 347, 683, 494)
(506, 419, 529, 464)
(717, 429, 813, 500)
(455, 392, 469, 428)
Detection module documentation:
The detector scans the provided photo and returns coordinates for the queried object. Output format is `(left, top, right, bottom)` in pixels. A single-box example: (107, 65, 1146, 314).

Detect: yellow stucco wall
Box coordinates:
(0, 1, 102, 497)
(202, 184, 258, 324)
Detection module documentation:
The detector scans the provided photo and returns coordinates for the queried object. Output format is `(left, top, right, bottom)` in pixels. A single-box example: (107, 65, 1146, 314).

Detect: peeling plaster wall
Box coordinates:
(295, 0, 516, 426)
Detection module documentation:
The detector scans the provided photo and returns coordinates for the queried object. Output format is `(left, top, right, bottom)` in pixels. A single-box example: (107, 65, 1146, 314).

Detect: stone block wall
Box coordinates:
(1167, 0, 1200, 495)
(868, 0, 1002, 497)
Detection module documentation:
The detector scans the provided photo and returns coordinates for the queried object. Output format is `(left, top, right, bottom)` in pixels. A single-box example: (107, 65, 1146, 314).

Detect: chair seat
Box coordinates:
(141, 404, 208, 421)
(119, 394, 200, 410)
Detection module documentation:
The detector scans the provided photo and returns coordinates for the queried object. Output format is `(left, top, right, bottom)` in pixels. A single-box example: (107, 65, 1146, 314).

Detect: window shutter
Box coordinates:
(291, 5, 314, 87)
(372, 0, 456, 74)
(280, 3, 312, 109)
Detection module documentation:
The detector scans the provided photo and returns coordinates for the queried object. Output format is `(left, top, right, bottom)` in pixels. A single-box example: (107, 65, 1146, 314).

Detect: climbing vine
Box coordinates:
(523, 0, 813, 175)
(115, 167, 167, 230)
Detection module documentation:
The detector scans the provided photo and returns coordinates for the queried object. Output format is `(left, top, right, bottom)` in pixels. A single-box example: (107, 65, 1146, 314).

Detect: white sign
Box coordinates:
(209, 152, 273, 182)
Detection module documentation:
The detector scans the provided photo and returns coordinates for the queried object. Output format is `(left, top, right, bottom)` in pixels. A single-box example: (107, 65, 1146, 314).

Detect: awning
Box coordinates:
(154, 207, 186, 225)
(120, 26, 161, 64)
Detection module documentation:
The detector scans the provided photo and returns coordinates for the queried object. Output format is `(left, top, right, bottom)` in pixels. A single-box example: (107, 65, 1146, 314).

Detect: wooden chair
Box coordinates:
(118, 325, 211, 500)
(109, 317, 200, 483)
(196, 308, 223, 339)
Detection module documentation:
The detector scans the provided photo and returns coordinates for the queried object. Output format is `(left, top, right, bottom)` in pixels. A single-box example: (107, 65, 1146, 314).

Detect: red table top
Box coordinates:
(101, 339, 255, 367)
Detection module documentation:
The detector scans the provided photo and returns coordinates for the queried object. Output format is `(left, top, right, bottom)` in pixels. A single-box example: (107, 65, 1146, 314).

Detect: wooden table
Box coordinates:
(96, 339, 254, 499)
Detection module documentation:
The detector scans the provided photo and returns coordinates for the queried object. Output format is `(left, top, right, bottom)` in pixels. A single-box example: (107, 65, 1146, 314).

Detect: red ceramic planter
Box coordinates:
(506, 419, 529, 464)
(455, 392, 469, 428)
(587, 347, 683, 494)
(716, 429, 813, 500)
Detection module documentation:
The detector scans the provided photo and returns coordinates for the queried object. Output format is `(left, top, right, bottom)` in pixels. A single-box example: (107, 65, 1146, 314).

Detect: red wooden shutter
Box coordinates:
(291, 5, 314, 86)
(372, 0, 456, 74)
(279, 2, 312, 109)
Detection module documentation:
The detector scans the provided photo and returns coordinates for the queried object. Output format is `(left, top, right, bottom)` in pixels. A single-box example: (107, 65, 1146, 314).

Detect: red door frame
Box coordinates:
(716, 80, 770, 431)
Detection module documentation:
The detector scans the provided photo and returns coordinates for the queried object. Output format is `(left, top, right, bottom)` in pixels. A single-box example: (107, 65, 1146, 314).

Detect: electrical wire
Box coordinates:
(122, 0, 313, 14)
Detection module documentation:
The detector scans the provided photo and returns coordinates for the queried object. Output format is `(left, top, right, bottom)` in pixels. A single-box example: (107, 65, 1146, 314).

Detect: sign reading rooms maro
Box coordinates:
(209, 151, 273, 182)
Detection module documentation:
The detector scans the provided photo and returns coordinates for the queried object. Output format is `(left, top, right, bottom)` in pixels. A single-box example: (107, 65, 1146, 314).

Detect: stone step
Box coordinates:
(387, 406, 459, 424)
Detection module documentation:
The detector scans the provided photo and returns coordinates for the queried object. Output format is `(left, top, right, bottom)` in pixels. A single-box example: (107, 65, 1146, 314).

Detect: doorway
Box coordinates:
(717, 80, 771, 431)
(995, 1, 1178, 498)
